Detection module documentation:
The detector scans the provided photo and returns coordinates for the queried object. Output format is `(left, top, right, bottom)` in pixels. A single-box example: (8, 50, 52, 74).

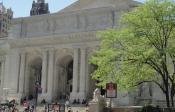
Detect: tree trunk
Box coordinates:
(171, 94, 174, 107)
(170, 85, 174, 107)
(165, 91, 170, 107)
(165, 80, 170, 107)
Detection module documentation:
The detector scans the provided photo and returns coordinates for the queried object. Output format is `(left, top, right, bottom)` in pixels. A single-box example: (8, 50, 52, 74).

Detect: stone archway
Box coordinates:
(66, 60, 73, 95)
(53, 55, 73, 101)
(25, 57, 42, 99)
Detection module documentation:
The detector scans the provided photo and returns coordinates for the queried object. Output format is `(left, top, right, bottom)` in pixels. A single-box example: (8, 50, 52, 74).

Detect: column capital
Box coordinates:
(80, 47, 87, 51)
(41, 47, 55, 52)
(19, 49, 27, 55)
(41, 48, 55, 55)
(48, 48, 55, 53)
(73, 47, 79, 50)
(73, 48, 79, 52)
(41, 48, 49, 53)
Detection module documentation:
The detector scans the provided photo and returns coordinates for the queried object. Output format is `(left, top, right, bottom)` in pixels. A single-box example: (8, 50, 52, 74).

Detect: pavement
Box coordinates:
(17, 104, 88, 112)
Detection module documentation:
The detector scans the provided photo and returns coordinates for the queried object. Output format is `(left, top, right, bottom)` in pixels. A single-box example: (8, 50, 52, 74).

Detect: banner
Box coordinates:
(106, 82, 117, 98)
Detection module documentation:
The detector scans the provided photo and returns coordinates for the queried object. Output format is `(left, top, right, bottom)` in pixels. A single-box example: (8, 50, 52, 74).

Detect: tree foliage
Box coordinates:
(90, 0, 175, 107)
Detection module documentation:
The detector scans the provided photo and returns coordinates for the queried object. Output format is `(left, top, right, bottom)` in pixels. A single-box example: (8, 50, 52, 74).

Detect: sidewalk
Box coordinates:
(17, 105, 87, 112)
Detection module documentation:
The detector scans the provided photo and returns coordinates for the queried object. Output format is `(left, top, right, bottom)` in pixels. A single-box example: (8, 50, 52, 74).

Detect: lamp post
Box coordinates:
(35, 81, 40, 107)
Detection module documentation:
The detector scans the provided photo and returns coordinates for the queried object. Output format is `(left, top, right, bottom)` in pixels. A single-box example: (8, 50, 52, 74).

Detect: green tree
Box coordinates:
(90, 0, 175, 107)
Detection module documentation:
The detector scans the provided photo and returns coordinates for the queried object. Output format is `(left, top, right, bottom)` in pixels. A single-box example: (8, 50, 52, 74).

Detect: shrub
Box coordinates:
(139, 105, 161, 112)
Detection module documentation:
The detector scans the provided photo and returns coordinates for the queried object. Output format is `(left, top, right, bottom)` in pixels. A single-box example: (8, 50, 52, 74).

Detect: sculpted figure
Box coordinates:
(93, 88, 101, 102)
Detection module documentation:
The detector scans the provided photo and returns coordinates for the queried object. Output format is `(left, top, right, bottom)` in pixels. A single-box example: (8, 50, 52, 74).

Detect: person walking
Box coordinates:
(65, 100, 70, 109)
(68, 107, 73, 112)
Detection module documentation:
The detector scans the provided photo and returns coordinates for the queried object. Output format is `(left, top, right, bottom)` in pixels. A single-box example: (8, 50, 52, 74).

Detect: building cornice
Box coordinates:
(8, 31, 99, 48)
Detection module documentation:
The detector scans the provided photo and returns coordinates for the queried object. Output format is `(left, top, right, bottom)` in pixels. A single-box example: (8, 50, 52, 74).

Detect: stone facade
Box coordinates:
(0, 0, 168, 106)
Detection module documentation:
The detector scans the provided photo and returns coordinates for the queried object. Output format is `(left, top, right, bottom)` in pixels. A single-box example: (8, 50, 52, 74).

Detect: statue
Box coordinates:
(89, 88, 105, 112)
(93, 88, 101, 102)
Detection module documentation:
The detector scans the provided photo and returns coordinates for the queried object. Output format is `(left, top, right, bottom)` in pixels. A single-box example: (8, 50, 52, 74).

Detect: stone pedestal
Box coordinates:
(38, 93, 52, 104)
(70, 92, 78, 102)
(89, 96, 105, 112)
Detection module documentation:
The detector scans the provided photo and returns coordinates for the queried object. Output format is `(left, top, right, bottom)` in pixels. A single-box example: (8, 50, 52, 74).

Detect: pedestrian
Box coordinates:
(85, 106, 89, 112)
(65, 100, 70, 109)
(12, 108, 19, 112)
(68, 107, 72, 112)
(23, 100, 29, 111)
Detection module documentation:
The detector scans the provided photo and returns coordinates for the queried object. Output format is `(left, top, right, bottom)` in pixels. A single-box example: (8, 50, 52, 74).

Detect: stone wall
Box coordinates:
(9, 7, 122, 39)
(104, 107, 141, 112)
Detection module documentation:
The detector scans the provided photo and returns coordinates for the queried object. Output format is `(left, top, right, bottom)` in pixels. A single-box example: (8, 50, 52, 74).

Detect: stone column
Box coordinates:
(24, 59, 29, 95)
(0, 60, 5, 96)
(79, 48, 86, 100)
(41, 50, 48, 94)
(70, 48, 79, 100)
(86, 63, 90, 98)
(3, 55, 10, 89)
(19, 52, 26, 94)
(2, 55, 10, 101)
(47, 49, 55, 102)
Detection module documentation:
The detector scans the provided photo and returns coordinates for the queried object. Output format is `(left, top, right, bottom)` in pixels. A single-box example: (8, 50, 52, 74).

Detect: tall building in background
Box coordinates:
(30, 0, 50, 16)
(0, 3, 13, 38)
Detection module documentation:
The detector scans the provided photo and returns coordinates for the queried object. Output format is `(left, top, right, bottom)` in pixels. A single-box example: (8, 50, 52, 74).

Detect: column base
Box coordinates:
(17, 93, 24, 101)
(0, 93, 22, 104)
(70, 92, 78, 102)
(89, 98, 105, 112)
(77, 92, 86, 101)
(70, 92, 86, 102)
(38, 93, 52, 104)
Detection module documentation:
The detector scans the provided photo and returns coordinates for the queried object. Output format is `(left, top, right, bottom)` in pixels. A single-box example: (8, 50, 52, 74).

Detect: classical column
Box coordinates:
(85, 63, 90, 97)
(79, 48, 86, 99)
(19, 52, 26, 94)
(47, 49, 55, 101)
(0, 60, 5, 95)
(3, 54, 11, 90)
(70, 48, 79, 101)
(72, 48, 79, 93)
(41, 50, 48, 93)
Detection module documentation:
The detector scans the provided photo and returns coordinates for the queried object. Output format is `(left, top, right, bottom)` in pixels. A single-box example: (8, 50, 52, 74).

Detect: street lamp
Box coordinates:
(35, 81, 40, 107)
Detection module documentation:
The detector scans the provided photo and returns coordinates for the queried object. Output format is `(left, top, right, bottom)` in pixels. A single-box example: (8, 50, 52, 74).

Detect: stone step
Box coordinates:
(17, 105, 88, 112)
(104, 107, 141, 112)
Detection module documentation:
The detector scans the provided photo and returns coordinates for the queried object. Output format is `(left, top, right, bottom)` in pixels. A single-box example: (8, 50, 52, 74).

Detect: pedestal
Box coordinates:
(89, 101, 105, 112)
(70, 92, 78, 102)
(89, 97, 105, 112)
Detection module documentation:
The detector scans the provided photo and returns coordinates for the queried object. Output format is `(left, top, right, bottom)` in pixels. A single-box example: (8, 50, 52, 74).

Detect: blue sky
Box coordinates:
(3, 0, 145, 18)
